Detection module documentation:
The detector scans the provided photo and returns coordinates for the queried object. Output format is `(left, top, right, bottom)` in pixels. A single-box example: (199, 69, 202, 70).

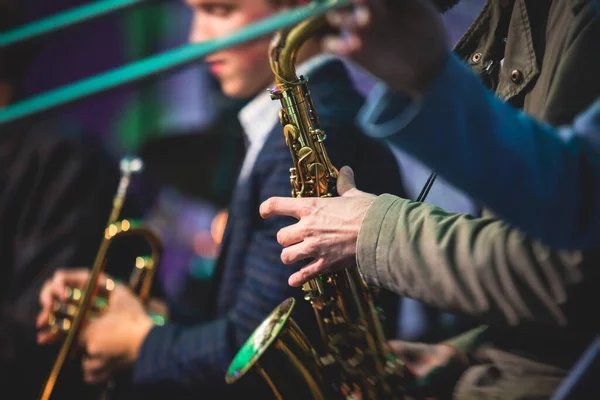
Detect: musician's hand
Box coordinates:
(79, 284, 153, 384)
(260, 166, 376, 287)
(36, 268, 111, 345)
(388, 340, 469, 398)
(322, 0, 451, 98)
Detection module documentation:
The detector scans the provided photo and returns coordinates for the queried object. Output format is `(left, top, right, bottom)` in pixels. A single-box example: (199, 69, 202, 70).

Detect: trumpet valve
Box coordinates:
(47, 314, 71, 333)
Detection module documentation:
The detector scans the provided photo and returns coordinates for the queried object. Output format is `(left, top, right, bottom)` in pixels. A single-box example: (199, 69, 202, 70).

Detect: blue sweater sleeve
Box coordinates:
(358, 52, 600, 249)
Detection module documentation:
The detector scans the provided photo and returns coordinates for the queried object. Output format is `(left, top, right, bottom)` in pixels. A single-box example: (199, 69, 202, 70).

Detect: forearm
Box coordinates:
(359, 53, 600, 249)
(357, 195, 597, 329)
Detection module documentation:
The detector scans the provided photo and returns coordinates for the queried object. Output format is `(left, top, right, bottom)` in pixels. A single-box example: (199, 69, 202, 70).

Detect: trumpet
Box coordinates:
(39, 157, 163, 400)
(47, 256, 166, 334)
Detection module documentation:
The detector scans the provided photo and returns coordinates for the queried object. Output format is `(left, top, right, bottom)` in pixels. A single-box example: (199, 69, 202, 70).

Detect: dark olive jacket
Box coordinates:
(358, 0, 600, 372)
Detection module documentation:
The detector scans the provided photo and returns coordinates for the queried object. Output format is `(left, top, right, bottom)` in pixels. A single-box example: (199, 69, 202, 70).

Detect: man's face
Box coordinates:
(187, 0, 281, 98)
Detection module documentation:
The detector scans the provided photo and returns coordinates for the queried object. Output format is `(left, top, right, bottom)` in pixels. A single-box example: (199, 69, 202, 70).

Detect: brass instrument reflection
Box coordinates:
(40, 158, 164, 400)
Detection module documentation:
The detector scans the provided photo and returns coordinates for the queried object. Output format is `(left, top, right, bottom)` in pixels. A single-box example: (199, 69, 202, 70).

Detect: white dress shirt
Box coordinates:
(236, 54, 336, 184)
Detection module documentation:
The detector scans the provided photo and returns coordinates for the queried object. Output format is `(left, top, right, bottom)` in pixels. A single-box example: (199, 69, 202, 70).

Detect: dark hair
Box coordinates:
(0, 0, 42, 88)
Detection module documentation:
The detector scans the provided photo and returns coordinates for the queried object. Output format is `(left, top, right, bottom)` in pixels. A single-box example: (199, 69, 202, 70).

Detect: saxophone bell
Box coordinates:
(226, 298, 336, 400)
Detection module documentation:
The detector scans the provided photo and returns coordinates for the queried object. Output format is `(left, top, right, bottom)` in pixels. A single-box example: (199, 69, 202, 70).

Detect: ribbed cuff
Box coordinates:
(358, 83, 420, 139)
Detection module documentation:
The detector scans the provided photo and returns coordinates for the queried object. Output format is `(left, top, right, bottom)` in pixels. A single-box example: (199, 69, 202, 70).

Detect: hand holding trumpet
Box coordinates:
(36, 268, 155, 383)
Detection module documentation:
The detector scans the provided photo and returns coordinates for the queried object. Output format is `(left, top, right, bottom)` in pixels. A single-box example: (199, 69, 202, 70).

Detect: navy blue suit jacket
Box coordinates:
(131, 60, 405, 398)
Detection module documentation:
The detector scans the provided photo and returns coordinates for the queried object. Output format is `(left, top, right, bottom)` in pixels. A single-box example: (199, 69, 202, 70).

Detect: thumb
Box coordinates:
(337, 166, 356, 195)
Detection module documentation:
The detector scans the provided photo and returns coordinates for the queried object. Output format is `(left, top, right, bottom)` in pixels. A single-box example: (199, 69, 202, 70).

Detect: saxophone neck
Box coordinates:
(269, 16, 327, 88)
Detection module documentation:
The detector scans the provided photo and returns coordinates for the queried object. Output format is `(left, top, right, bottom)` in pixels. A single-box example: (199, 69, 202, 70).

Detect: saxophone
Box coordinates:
(225, 9, 405, 400)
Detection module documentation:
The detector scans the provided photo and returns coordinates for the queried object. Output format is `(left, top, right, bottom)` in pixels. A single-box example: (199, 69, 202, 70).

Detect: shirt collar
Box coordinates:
(237, 87, 277, 144)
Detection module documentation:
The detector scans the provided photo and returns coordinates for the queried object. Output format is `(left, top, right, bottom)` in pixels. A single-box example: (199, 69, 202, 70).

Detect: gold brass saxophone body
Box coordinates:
(40, 157, 163, 400)
(225, 7, 405, 400)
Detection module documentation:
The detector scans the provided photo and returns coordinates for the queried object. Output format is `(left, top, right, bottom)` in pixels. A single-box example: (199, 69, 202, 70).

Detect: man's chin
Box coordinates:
(220, 81, 259, 99)
(221, 87, 248, 99)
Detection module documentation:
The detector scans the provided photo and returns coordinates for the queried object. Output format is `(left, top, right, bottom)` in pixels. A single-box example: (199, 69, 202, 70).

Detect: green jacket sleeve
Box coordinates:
(357, 194, 598, 329)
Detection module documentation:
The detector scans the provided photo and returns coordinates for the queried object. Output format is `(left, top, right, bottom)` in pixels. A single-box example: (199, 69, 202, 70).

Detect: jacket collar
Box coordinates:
(568, 0, 589, 11)
(453, 0, 542, 102)
(497, 0, 540, 100)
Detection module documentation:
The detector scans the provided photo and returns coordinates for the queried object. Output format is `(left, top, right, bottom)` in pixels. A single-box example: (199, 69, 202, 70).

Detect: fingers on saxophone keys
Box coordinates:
(289, 259, 325, 287)
(281, 241, 316, 265)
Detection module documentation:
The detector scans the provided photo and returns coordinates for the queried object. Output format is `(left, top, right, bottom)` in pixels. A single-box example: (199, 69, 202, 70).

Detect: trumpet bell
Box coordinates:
(225, 297, 334, 400)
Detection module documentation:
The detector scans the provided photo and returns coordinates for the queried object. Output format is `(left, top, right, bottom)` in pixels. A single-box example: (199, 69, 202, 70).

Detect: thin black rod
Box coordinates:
(416, 172, 437, 203)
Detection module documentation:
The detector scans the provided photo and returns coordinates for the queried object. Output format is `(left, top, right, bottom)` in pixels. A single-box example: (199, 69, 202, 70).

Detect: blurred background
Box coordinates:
(13, 0, 486, 329)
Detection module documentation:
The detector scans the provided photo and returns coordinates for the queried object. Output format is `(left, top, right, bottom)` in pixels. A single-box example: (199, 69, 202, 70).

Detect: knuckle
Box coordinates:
(313, 257, 325, 269)
(312, 261, 325, 276)
(304, 239, 317, 254)
(299, 269, 309, 280)
(299, 223, 312, 239)
(303, 268, 316, 282)
(301, 202, 315, 217)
